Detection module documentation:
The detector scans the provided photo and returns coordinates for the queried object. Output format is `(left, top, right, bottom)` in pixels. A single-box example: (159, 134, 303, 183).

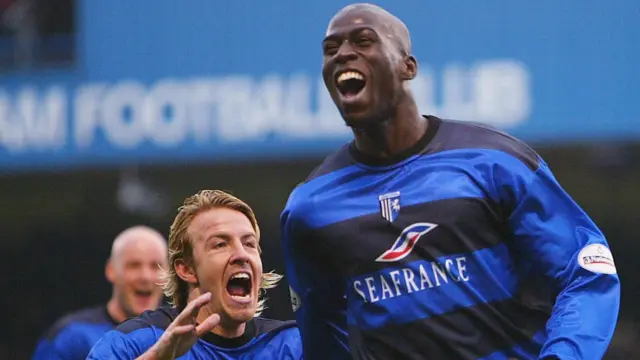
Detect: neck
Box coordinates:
(189, 288, 246, 339)
(212, 316, 247, 338)
(351, 95, 426, 159)
(106, 297, 128, 323)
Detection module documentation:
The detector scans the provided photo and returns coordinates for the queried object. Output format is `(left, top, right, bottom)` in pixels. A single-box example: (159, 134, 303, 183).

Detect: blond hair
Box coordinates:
(161, 190, 282, 316)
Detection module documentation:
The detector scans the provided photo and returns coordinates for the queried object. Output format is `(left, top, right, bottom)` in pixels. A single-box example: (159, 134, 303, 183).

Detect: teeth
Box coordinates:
(232, 273, 250, 280)
(231, 294, 250, 300)
(337, 71, 364, 84)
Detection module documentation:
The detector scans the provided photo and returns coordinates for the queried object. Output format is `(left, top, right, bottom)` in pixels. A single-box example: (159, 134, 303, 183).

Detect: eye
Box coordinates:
(126, 261, 142, 270)
(244, 240, 258, 249)
(355, 37, 372, 47)
(323, 42, 339, 56)
(212, 241, 227, 249)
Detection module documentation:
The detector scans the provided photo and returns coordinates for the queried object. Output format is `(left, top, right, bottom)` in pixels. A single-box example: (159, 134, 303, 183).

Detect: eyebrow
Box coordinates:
(205, 232, 257, 242)
(322, 26, 377, 44)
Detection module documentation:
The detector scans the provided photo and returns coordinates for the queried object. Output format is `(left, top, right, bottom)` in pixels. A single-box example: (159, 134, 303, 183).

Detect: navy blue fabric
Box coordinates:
(87, 307, 303, 359)
(32, 306, 118, 360)
(281, 116, 620, 360)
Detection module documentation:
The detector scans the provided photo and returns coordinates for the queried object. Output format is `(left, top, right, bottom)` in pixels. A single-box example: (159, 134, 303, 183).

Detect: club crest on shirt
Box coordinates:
(378, 191, 401, 222)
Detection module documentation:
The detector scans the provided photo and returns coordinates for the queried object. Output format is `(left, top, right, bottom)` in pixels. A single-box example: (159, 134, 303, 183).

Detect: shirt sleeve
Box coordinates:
(31, 339, 67, 360)
(31, 325, 92, 360)
(86, 330, 150, 360)
(495, 156, 620, 360)
(274, 327, 305, 360)
(280, 195, 352, 360)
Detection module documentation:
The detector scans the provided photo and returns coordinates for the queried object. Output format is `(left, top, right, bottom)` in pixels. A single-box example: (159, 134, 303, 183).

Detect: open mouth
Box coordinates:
(335, 70, 367, 98)
(226, 272, 252, 302)
(133, 289, 153, 300)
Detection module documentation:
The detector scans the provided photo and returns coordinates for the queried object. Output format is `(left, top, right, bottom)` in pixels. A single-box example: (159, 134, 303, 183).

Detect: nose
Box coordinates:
(229, 243, 251, 265)
(140, 264, 156, 282)
(335, 41, 358, 64)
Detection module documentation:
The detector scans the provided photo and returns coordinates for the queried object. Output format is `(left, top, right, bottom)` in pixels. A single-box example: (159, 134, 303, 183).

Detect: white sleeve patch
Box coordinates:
(577, 244, 617, 275)
(289, 286, 302, 312)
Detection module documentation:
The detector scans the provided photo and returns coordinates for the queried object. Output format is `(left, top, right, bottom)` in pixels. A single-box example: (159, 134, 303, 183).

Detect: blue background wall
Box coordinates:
(1, 0, 638, 171)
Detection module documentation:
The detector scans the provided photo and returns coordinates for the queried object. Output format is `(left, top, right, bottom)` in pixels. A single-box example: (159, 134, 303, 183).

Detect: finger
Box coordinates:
(171, 324, 196, 335)
(175, 292, 212, 324)
(195, 313, 220, 337)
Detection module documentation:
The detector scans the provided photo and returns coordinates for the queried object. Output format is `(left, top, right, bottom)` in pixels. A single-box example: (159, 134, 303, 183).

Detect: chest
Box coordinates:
(178, 340, 286, 360)
(296, 164, 506, 276)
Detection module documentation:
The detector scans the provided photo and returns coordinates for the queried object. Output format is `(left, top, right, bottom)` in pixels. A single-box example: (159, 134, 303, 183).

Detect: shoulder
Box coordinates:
(282, 143, 354, 218)
(115, 306, 177, 334)
(254, 317, 298, 335)
(305, 143, 354, 182)
(252, 318, 302, 358)
(430, 117, 540, 172)
(87, 329, 152, 359)
(88, 308, 177, 358)
(42, 306, 114, 341)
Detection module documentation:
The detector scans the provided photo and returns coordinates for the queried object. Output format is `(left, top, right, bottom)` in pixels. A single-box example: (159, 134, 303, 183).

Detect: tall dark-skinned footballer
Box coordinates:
(280, 3, 620, 360)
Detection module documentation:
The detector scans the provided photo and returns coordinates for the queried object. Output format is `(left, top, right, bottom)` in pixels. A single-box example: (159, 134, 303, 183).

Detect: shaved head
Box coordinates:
(110, 226, 167, 267)
(328, 3, 411, 55)
(106, 225, 167, 321)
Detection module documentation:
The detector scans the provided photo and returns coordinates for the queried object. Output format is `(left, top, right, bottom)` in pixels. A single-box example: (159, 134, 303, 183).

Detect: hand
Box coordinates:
(144, 292, 220, 360)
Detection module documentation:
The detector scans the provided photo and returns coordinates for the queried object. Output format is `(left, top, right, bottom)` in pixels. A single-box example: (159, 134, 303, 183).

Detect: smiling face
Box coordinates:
(322, 6, 416, 127)
(107, 228, 167, 318)
(179, 207, 263, 326)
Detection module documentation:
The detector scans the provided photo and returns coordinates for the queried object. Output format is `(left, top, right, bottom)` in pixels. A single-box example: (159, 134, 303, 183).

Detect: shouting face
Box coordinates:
(322, 5, 417, 127)
(183, 207, 263, 327)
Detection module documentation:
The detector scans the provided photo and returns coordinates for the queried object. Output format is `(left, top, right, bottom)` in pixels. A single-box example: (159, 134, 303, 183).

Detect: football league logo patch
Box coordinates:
(376, 222, 438, 262)
(379, 191, 401, 222)
(289, 286, 302, 312)
(578, 244, 616, 275)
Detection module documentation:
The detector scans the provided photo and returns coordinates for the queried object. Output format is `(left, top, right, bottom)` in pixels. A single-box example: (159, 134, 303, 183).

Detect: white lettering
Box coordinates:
(474, 60, 530, 127)
(186, 79, 218, 144)
(457, 257, 470, 282)
(277, 73, 315, 137)
(0, 61, 530, 155)
(441, 64, 474, 119)
(215, 76, 254, 141)
(380, 276, 395, 300)
(411, 60, 531, 129)
(419, 264, 434, 290)
(353, 257, 472, 304)
(0, 87, 66, 151)
(0, 89, 22, 150)
(144, 80, 189, 146)
(314, 77, 347, 135)
(99, 81, 146, 149)
(445, 259, 460, 282)
(403, 268, 419, 293)
(389, 270, 403, 297)
(353, 280, 367, 301)
(432, 262, 449, 286)
(74, 84, 106, 148)
(365, 277, 379, 303)
(248, 74, 283, 139)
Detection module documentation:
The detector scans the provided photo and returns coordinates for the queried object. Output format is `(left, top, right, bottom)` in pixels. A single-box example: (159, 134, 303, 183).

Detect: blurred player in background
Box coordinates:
(32, 226, 168, 360)
(281, 3, 621, 360)
(88, 190, 302, 359)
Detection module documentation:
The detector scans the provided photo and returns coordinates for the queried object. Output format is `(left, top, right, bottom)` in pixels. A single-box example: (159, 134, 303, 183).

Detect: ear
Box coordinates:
(105, 258, 116, 284)
(175, 259, 198, 285)
(402, 55, 418, 80)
